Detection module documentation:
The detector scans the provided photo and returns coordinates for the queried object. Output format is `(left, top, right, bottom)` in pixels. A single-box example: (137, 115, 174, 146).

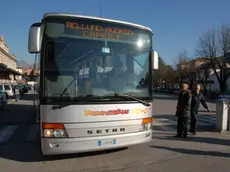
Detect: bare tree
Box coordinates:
(197, 61, 211, 95)
(196, 24, 230, 93)
(175, 50, 195, 88)
(153, 56, 175, 86)
(164, 65, 177, 88)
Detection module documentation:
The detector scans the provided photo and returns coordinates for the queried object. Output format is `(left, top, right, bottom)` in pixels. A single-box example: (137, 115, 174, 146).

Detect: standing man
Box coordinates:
(14, 85, 20, 101)
(175, 83, 191, 138)
(190, 84, 210, 135)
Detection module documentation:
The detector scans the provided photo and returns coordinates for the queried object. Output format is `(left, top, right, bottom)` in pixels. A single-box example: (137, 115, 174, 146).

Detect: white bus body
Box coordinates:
(29, 12, 159, 155)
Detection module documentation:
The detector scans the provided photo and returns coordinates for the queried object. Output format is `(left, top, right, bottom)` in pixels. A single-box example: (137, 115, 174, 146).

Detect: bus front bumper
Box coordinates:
(41, 130, 152, 155)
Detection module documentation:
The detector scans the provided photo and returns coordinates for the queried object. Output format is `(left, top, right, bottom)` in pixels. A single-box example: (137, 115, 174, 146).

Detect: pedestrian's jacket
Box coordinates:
(191, 90, 208, 111)
(176, 90, 191, 117)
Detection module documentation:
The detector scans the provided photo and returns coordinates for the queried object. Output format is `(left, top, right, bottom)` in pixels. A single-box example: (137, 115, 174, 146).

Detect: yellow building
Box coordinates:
(16, 66, 23, 74)
(0, 35, 20, 84)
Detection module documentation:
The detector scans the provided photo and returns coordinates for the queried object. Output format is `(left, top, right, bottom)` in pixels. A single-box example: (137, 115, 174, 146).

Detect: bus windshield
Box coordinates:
(42, 17, 152, 99)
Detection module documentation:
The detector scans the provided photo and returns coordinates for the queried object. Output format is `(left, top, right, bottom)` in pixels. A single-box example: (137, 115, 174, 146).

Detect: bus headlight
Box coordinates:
(42, 123, 68, 138)
(140, 117, 152, 131)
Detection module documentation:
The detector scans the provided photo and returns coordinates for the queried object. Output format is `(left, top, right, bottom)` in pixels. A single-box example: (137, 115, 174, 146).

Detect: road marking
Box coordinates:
(152, 114, 215, 132)
(158, 117, 214, 127)
(26, 124, 39, 141)
(0, 126, 18, 143)
(153, 122, 175, 132)
(197, 116, 215, 125)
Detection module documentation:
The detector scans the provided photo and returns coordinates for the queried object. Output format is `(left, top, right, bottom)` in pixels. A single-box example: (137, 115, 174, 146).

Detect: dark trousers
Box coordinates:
(15, 94, 20, 101)
(177, 116, 189, 136)
(190, 110, 198, 133)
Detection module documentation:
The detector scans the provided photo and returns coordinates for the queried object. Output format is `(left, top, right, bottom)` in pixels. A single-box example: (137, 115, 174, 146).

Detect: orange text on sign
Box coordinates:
(66, 22, 135, 41)
(83, 31, 120, 40)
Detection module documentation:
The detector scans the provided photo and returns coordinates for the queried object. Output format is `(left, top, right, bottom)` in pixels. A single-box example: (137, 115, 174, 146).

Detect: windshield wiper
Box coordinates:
(59, 78, 77, 97)
(52, 93, 150, 109)
(114, 93, 150, 107)
(52, 95, 96, 110)
(52, 101, 73, 110)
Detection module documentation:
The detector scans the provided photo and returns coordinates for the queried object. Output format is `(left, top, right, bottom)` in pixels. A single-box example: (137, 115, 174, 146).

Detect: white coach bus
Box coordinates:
(28, 12, 159, 155)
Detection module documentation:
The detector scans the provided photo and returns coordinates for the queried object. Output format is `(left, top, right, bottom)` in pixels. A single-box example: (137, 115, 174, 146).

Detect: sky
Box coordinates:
(0, 0, 230, 65)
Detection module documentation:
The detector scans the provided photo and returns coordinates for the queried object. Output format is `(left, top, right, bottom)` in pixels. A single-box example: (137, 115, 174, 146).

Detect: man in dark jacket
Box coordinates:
(175, 83, 191, 138)
(190, 84, 210, 135)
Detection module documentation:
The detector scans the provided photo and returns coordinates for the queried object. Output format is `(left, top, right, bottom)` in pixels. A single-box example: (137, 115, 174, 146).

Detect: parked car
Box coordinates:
(0, 84, 14, 99)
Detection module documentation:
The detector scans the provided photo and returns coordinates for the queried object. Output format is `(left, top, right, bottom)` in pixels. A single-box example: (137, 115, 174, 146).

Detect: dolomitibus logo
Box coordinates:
(84, 109, 129, 116)
(129, 108, 149, 114)
(84, 107, 151, 116)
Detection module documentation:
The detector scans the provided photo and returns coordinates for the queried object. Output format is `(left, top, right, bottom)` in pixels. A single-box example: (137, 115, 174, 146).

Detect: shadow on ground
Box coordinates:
(150, 145, 230, 158)
(153, 134, 230, 146)
(0, 101, 35, 125)
(0, 142, 127, 162)
(153, 114, 215, 119)
(18, 92, 35, 101)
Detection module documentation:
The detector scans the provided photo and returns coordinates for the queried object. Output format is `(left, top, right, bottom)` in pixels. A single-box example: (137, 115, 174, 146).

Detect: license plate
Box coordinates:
(98, 139, 116, 147)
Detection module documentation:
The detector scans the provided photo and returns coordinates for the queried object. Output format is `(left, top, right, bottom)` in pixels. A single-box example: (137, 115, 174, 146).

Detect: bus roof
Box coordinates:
(43, 12, 153, 33)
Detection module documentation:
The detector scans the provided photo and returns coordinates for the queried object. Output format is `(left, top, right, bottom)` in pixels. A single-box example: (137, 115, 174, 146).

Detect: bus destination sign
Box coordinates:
(64, 22, 137, 42)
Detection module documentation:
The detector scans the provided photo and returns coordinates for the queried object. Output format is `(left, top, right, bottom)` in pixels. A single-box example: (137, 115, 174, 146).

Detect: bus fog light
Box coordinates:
(50, 143, 59, 148)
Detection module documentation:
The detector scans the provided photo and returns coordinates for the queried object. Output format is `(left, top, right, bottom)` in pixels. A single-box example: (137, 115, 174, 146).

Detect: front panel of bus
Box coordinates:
(39, 16, 153, 155)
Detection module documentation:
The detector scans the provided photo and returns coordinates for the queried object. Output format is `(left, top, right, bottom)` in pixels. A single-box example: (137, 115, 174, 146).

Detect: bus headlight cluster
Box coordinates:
(42, 123, 68, 138)
(140, 117, 152, 131)
(44, 129, 67, 137)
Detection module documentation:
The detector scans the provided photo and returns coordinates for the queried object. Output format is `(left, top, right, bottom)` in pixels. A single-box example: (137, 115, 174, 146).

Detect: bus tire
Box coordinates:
(36, 124, 43, 156)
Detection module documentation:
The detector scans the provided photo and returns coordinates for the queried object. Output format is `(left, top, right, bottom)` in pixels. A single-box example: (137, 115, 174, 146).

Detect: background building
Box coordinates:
(0, 35, 21, 84)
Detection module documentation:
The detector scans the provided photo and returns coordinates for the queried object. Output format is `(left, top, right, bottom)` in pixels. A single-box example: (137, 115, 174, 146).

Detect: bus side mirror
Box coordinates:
(28, 23, 43, 53)
(151, 51, 159, 70)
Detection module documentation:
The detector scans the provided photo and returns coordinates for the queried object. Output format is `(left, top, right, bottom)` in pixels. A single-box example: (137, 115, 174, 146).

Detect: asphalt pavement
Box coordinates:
(152, 94, 217, 132)
(0, 92, 229, 172)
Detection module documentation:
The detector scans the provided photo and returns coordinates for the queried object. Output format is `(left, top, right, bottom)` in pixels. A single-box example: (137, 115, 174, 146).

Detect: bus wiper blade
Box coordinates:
(59, 78, 77, 98)
(52, 95, 74, 110)
(52, 103, 73, 110)
(52, 95, 94, 110)
(114, 93, 150, 107)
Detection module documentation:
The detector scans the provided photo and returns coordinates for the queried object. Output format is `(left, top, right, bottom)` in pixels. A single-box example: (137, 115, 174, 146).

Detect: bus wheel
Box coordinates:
(36, 125, 43, 156)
